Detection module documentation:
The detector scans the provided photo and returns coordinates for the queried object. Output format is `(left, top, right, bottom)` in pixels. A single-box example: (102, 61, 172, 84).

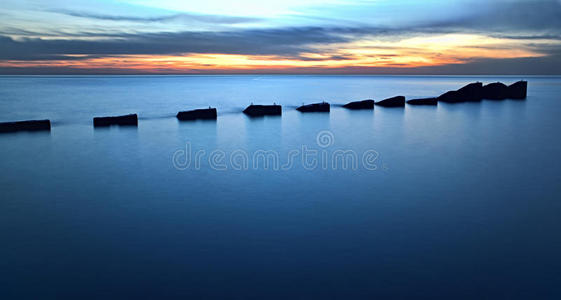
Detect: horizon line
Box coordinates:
(1, 72, 559, 76)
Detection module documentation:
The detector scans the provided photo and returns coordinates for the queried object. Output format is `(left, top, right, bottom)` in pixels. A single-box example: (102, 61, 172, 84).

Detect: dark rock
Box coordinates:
(243, 104, 282, 117)
(482, 82, 509, 100)
(0, 120, 51, 133)
(438, 82, 483, 103)
(177, 108, 217, 121)
(375, 96, 405, 107)
(437, 90, 460, 103)
(457, 82, 484, 102)
(343, 99, 374, 110)
(296, 102, 330, 113)
(507, 81, 527, 99)
(93, 114, 138, 127)
(407, 98, 438, 105)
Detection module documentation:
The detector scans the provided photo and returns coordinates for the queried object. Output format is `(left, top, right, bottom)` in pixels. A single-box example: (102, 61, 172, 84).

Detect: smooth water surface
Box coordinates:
(1, 75, 560, 299)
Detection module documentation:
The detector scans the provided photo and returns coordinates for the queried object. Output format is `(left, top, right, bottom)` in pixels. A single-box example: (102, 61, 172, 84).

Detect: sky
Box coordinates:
(1, 0, 560, 74)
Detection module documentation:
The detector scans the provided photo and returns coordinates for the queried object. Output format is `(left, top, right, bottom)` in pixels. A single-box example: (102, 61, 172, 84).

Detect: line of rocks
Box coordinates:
(0, 81, 527, 132)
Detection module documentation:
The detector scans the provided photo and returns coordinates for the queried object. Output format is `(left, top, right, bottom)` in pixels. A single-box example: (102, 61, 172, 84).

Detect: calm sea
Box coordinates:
(1, 75, 560, 299)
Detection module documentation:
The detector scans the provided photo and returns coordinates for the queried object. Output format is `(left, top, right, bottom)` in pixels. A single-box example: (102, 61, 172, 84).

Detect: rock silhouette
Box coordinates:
(435, 81, 527, 102)
(243, 104, 282, 116)
(375, 96, 405, 107)
(438, 82, 483, 103)
(296, 102, 330, 112)
(481, 82, 509, 100)
(343, 99, 374, 110)
(3, 80, 529, 134)
(0, 120, 51, 133)
(407, 98, 438, 105)
(507, 81, 527, 99)
(177, 108, 217, 121)
(93, 114, 138, 127)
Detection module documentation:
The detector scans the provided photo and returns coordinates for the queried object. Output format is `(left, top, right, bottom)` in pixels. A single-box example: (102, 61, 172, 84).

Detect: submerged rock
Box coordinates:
(296, 102, 330, 112)
(375, 96, 405, 107)
(482, 82, 509, 100)
(343, 99, 374, 110)
(438, 82, 483, 103)
(177, 108, 217, 121)
(93, 114, 138, 127)
(407, 98, 438, 105)
(0, 120, 51, 133)
(243, 104, 282, 116)
(507, 80, 527, 99)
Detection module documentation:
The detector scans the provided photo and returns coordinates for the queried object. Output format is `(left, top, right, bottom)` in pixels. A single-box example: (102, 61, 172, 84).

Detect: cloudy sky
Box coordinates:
(1, 0, 560, 74)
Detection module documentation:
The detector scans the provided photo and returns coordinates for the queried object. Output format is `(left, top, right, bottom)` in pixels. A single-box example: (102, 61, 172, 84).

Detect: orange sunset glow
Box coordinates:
(1, 34, 553, 73)
(1, 0, 560, 74)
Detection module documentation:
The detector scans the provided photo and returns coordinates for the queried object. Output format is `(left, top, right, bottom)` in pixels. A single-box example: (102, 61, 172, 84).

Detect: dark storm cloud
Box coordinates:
(412, 54, 561, 75)
(415, 0, 561, 38)
(489, 34, 561, 40)
(2, 0, 560, 61)
(56, 10, 262, 24)
(0, 24, 478, 62)
(0, 27, 354, 60)
(463, 0, 561, 32)
(1, 0, 561, 74)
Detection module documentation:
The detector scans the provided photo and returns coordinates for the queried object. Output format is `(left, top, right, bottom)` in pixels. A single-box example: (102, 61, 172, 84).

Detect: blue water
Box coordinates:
(1, 75, 560, 299)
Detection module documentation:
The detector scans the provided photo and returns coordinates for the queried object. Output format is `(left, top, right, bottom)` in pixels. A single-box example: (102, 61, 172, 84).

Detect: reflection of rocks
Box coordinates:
(296, 102, 330, 112)
(343, 99, 374, 110)
(375, 96, 405, 107)
(243, 104, 282, 116)
(0, 120, 51, 133)
(93, 114, 138, 127)
(407, 98, 438, 105)
(177, 108, 217, 121)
